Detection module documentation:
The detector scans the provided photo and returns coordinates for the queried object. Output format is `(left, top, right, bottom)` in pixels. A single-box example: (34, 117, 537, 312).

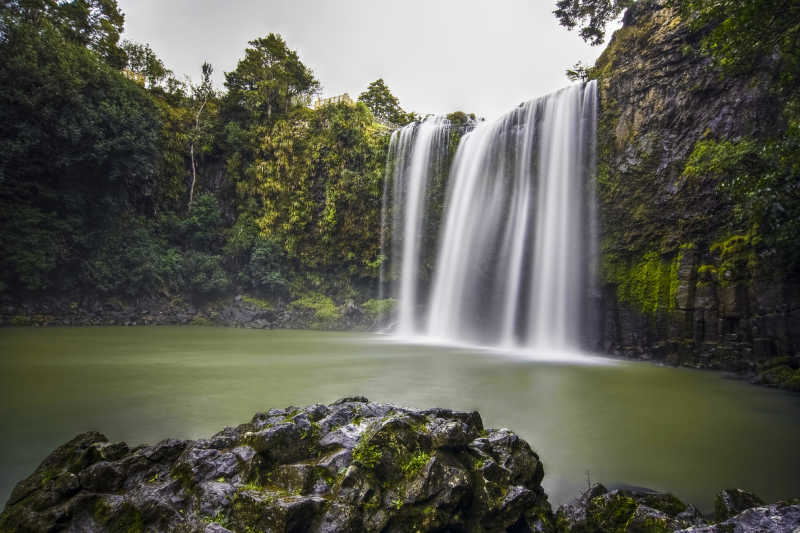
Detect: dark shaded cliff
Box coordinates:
(592, 0, 799, 386)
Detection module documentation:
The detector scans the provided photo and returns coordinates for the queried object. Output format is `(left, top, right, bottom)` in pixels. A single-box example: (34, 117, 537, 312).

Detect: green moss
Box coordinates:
(757, 365, 798, 390)
(352, 439, 382, 469)
(640, 493, 687, 516)
(785, 370, 800, 392)
(189, 315, 213, 326)
(170, 463, 198, 496)
(401, 451, 430, 478)
(587, 493, 637, 532)
(289, 292, 342, 329)
(241, 295, 273, 311)
(361, 298, 396, 321)
(602, 251, 681, 316)
(95, 500, 144, 533)
(300, 421, 322, 441)
(202, 511, 229, 527)
(10, 315, 30, 326)
(709, 229, 760, 285)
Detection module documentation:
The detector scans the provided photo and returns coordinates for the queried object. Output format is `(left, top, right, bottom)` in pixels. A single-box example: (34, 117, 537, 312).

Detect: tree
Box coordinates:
(1, 0, 126, 66)
(553, 0, 633, 45)
(0, 18, 160, 293)
(566, 60, 594, 81)
(0, 21, 159, 201)
(121, 40, 171, 89)
(358, 78, 415, 126)
(224, 33, 320, 125)
(252, 102, 388, 276)
(188, 62, 216, 210)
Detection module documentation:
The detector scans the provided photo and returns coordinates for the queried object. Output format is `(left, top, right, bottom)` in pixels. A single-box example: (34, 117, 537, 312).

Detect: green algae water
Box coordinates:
(1, 327, 799, 512)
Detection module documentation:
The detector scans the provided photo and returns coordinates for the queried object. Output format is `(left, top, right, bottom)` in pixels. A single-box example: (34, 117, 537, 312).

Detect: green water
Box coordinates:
(1, 327, 799, 512)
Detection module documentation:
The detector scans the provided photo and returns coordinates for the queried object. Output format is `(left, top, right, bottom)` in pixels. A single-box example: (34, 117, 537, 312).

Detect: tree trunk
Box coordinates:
(188, 142, 196, 211)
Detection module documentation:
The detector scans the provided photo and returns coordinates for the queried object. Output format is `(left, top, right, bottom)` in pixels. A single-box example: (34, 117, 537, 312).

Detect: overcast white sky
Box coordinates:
(117, 0, 613, 121)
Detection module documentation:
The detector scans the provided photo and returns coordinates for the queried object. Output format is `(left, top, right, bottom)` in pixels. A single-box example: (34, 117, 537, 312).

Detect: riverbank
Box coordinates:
(2, 398, 798, 532)
(0, 293, 390, 332)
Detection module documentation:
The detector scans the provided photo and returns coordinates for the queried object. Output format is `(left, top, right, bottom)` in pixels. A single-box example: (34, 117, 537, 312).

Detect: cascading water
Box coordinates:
(383, 81, 598, 354)
(380, 117, 454, 334)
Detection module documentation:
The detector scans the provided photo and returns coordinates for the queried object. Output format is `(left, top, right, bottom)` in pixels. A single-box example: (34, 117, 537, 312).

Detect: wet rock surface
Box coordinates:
(713, 488, 764, 522)
(556, 484, 800, 533)
(675, 503, 800, 533)
(556, 483, 707, 532)
(0, 399, 551, 532)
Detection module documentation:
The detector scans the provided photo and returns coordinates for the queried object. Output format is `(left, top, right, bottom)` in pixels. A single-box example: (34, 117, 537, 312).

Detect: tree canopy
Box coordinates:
(1, 0, 126, 66)
(224, 33, 321, 125)
(358, 78, 415, 127)
(553, 0, 633, 45)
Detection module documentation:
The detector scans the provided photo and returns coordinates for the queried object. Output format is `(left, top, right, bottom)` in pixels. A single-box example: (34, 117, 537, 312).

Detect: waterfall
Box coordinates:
(380, 117, 453, 334)
(383, 81, 597, 353)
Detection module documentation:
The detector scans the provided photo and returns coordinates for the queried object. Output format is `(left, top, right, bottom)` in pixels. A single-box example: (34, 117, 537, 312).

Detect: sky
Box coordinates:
(117, 0, 614, 122)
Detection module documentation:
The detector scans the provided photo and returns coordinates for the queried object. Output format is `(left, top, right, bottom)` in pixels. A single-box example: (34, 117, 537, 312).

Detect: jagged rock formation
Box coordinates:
(592, 0, 800, 388)
(556, 484, 800, 533)
(0, 398, 552, 532)
(556, 483, 707, 531)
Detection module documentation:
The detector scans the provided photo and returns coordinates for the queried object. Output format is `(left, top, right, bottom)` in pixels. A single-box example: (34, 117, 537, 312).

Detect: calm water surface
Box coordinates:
(1, 327, 799, 512)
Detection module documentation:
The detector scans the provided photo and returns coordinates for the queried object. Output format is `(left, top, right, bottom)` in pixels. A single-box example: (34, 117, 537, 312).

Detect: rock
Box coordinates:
(593, 0, 796, 373)
(556, 483, 708, 532)
(676, 503, 800, 533)
(0, 399, 553, 532)
(713, 488, 765, 521)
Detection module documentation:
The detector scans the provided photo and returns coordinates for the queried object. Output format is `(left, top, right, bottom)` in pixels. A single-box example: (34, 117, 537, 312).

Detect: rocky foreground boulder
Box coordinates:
(2, 398, 799, 533)
(0, 397, 551, 532)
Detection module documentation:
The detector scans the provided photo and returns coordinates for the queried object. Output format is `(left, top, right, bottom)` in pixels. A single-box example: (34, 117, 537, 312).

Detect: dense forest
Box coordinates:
(0, 0, 431, 327)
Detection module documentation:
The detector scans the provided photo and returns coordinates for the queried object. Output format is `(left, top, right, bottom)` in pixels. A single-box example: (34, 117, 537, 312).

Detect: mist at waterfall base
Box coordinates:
(380, 82, 601, 361)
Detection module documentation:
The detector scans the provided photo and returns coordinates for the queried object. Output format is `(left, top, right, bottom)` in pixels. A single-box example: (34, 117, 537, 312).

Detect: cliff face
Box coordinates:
(592, 0, 799, 379)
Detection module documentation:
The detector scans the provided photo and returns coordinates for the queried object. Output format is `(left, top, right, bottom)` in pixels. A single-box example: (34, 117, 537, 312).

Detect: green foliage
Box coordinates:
(684, 127, 800, 267)
(586, 493, 637, 532)
(566, 60, 595, 81)
(361, 298, 397, 321)
(603, 251, 680, 316)
(401, 451, 430, 477)
(352, 439, 382, 469)
(678, 0, 800, 95)
(358, 78, 415, 126)
(224, 33, 320, 125)
(0, 22, 159, 198)
(252, 102, 388, 277)
(709, 230, 760, 282)
(122, 40, 171, 89)
(181, 193, 225, 250)
(239, 240, 290, 297)
(553, 0, 634, 45)
(0, 205, 77, 291)
(181, 251, 230, 296)
(82, 220, 183, 297)
(2, 0, 127, 67)
(289, 293, 341, 329)
(0, 12, 388, 313)
(241, 295, 273, 311)
(444, 111, 475, 127)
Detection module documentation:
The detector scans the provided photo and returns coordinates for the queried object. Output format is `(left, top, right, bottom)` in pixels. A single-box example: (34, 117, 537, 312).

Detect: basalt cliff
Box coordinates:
(592, 0, 799, 389)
